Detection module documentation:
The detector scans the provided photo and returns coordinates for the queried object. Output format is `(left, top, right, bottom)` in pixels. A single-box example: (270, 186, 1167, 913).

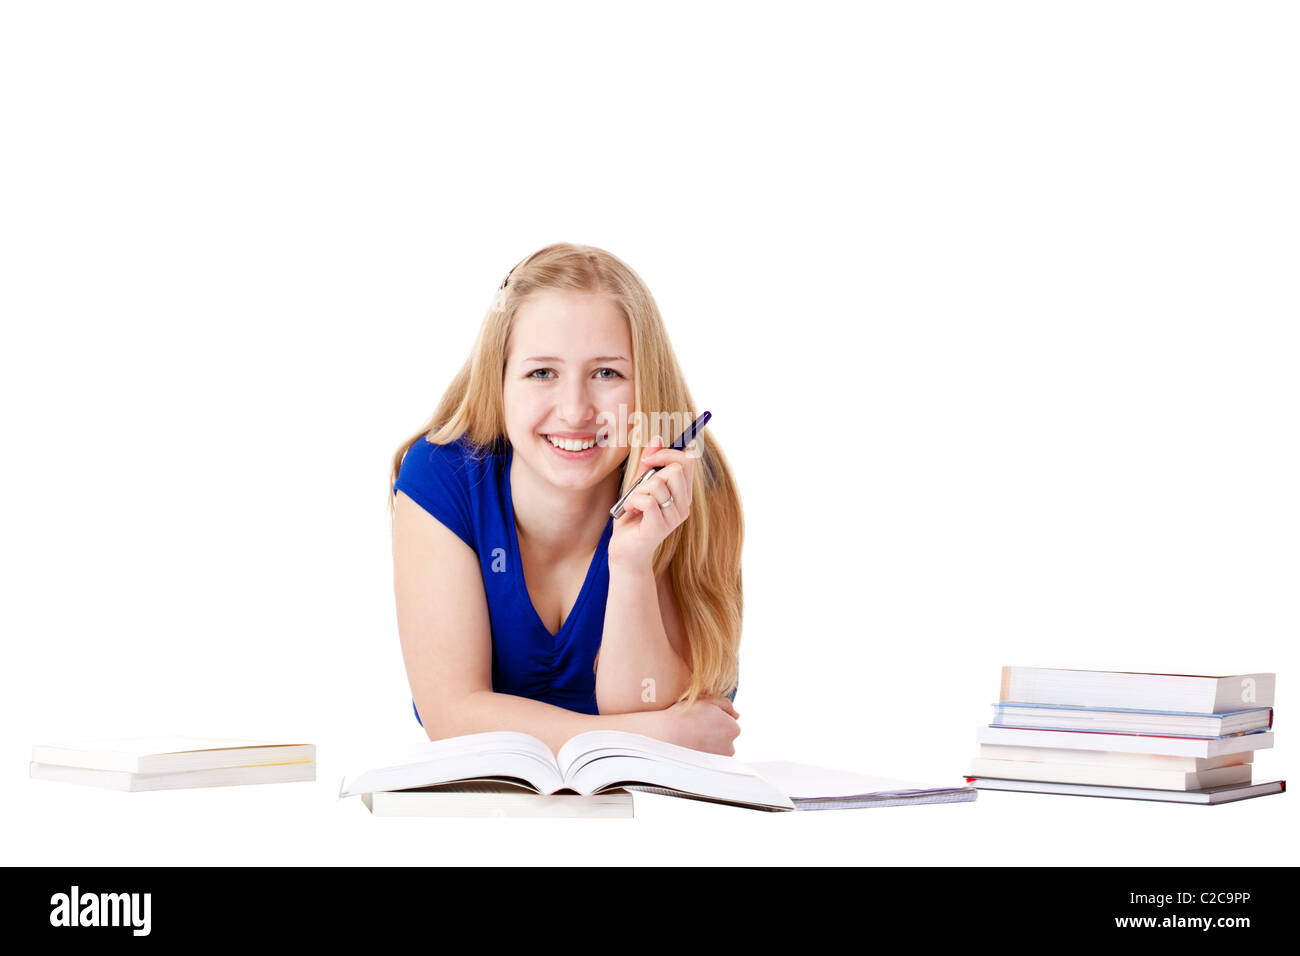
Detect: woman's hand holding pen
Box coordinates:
(608, 434, 696, 570)
(605, 420, 736, 755)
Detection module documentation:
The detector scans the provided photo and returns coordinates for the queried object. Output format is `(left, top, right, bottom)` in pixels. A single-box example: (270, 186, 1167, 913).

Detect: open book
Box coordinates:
(339, 731, 975, 812)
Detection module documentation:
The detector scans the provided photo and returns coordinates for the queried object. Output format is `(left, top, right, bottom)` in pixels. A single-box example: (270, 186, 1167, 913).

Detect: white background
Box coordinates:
(2, 1, 1296, 865)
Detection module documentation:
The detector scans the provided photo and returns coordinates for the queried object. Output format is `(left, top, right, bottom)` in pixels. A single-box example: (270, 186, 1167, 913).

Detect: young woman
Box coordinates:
(389, 243, 743, 756)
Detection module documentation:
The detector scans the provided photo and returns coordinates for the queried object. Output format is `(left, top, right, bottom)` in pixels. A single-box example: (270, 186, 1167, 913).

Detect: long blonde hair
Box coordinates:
(389, 242, 742, 706)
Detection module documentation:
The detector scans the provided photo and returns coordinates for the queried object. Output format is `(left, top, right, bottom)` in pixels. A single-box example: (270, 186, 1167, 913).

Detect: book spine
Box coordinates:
(1003, 669, 1276, 711)
(976, 744, 1251, 771)
(976, 725, 1273, 758)
(967, 758, 1251, 791)
(1003, 668, 1210, 710)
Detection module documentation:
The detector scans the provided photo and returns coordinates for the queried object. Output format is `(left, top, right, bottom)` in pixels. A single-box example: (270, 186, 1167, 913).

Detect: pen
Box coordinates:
(610, 410, 712, 519)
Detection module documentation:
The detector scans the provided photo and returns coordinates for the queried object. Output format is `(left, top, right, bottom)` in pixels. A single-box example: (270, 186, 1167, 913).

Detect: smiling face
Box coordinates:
(502, 289, 636, 492)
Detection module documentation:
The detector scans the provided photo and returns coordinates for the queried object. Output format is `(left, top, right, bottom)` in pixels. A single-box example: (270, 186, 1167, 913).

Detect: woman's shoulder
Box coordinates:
(394, 433, 506, 551)
(402, 431, 502, 466)
(396, 432, 505, 495)
(400, 431, 467, 468)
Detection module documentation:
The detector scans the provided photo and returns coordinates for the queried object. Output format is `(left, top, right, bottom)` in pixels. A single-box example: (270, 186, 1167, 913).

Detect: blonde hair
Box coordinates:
(389, 242, 743, 706)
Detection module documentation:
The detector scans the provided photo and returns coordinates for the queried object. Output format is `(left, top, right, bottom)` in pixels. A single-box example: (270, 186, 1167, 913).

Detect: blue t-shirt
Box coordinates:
(393, 434, 736, 721)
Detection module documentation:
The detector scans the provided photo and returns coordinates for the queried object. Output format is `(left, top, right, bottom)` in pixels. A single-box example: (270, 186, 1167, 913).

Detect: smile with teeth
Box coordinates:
(544, 434, 598, 451)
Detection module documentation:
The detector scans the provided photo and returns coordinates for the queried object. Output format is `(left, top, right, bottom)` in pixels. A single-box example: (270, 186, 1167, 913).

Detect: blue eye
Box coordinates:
(527, 368, 623, 380)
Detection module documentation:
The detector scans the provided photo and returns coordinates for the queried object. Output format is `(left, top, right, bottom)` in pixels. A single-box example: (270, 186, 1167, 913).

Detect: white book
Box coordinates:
(30, 760, 316, 792)
(967, 758, 1251, 791)
(991, 703, 1271, 737)
(999, 667, 1275, 712)
(977, 744, 1251, 772)
(975, 726, 1274, 759)
(340, 731, 975, 813)
(970, 777, 1286, 805)
(362, 781, 634, 818)
(31, 736, 316, 773)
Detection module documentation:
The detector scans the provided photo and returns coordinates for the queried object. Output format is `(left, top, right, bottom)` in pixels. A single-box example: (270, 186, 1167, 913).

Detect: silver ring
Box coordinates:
(659, 496, 674, 509)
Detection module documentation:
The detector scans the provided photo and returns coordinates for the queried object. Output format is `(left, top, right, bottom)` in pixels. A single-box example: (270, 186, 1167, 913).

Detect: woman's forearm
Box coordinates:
(595, 557, 692, 714)
(425, 689, 668, 757)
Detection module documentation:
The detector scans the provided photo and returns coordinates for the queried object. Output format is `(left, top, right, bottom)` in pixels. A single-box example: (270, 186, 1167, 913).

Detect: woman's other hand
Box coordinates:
(608, 434, 697, 570)
(656, 695, 740, 756)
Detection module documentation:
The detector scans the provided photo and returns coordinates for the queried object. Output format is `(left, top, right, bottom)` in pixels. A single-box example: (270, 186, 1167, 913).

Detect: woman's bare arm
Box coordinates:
(594, 555, 692, 714)
(392, 490, 668, 756)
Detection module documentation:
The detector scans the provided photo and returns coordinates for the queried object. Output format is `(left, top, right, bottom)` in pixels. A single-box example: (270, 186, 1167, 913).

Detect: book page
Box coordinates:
(557, 730, 757, 780)
(339, 732, 560, 797)
(748, 760, 962, 799)
(349, 732, 553, 769)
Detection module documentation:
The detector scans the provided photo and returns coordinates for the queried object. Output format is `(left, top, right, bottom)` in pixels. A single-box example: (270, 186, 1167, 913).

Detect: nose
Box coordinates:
(558, 375, 597, 428)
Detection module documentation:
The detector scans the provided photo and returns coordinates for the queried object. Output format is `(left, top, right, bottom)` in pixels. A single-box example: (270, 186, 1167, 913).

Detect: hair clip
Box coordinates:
(493, 257, 525, 311)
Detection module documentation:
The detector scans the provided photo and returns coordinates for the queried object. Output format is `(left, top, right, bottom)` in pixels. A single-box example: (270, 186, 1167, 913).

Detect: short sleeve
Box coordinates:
(393, 438, 477, 552)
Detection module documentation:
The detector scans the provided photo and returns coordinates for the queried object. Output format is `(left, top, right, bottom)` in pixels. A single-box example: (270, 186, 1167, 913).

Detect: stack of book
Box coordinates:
(30, 736, 316, 791)
(965, 667, 1285, 804)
